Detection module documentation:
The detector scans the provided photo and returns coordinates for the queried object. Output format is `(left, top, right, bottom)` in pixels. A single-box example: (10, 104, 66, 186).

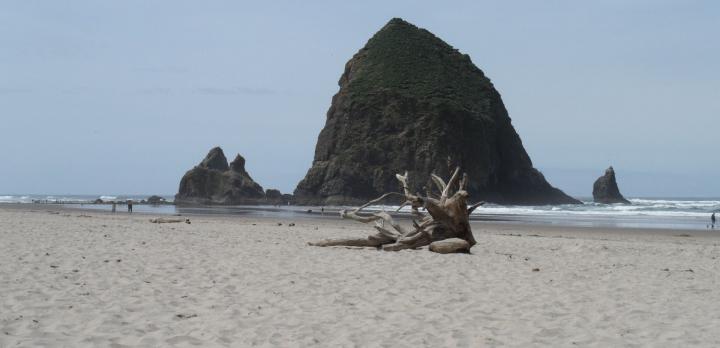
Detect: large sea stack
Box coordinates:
(175, 147, 266, 205)
(294, 18, 580, 205)
(593, 166, 630, 204)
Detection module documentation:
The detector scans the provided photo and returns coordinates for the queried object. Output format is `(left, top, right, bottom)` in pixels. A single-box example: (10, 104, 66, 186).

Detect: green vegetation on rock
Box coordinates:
(345, 18, 492, 115)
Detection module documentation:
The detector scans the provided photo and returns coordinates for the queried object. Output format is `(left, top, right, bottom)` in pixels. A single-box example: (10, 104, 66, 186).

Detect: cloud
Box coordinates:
(195, 86, 276, 96)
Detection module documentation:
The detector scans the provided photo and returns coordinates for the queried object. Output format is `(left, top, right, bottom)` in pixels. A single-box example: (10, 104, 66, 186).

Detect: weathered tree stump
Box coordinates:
(308, 167, 483, 253)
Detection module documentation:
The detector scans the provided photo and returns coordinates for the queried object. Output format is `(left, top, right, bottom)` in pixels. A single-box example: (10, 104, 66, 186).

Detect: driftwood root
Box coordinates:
(309, 167, 483, 253)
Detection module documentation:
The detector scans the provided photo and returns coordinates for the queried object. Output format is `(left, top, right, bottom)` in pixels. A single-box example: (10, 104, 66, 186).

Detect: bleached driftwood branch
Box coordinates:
(150, 217, 191, 224)
(309, 167, 483, 253)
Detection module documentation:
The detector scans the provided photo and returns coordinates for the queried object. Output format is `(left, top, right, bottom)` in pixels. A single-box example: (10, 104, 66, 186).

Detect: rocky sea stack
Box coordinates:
(593, 166, 630, 204)
(294, 18, 579, 205)
(175, 147, 267, 205)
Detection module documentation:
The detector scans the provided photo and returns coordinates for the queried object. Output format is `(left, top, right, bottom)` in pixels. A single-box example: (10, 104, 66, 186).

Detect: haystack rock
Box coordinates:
(593, 166, 630, 204)
(294, 18, 580, 206)
(175, 147, 266, 205)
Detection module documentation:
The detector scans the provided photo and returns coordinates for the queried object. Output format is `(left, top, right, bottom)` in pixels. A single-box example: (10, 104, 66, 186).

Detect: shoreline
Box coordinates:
(0, 203, 720, 241)
(2, 202, 717, 237)
(2, 195, 718, 233)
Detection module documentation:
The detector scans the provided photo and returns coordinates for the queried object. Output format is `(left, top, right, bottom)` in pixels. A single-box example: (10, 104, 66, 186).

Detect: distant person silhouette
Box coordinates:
(111, 202, 116, 213)
(127, 200, 133, 213)
(712, 213, 716, 229)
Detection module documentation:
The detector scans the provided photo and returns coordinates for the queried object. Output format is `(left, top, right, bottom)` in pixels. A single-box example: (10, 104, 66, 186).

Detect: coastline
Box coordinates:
(2, 204, 720, 346)
(3, 200, 717, 232)
(1, 201, 717, 236)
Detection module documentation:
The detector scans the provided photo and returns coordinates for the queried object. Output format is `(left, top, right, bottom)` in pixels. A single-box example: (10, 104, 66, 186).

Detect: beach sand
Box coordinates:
(1, 205, 719, 347)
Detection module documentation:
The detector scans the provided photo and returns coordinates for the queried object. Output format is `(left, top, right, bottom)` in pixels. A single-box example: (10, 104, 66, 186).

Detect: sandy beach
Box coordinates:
(1, 204, 719, 347)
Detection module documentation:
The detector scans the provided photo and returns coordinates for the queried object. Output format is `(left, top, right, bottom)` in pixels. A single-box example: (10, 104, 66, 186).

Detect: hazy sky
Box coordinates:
(1, 1, 718, 198)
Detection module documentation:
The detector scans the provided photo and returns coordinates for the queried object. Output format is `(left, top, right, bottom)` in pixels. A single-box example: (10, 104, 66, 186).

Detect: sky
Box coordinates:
(1, 0, 718, 198)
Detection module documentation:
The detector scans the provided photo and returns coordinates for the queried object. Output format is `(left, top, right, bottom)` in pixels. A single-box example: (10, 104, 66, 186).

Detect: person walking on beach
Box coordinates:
(111, 201, 116, 213)
(127, 200, 133, 213)
(712, 213, 716, 229)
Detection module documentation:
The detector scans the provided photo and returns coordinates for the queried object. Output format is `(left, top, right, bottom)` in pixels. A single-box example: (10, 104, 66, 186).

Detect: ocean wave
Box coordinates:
(0, 195, 18, 202)
(2, 195, 718, 220)
(0, 194, 175, 204)
(360, 198, 719, 219)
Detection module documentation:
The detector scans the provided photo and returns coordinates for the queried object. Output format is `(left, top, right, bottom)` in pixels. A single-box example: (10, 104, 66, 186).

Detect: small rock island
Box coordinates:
(593, 166, 630, 204)
(175, 147, 288, 205)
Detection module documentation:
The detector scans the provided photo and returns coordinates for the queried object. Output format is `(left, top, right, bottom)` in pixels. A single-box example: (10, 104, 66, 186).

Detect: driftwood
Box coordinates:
(150, 217, 191, 224)
(428, 238, 471, 254)
(309, 167, 483, 252)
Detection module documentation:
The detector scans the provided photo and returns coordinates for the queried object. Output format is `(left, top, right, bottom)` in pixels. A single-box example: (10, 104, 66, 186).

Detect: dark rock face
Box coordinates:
(200, 147, 230, 171)
(265, 189, 291, 205)
(263, 189, 295, 205)
(265, 189, 282, 200)
(294, 18, 580, 206)
(175, 147, 266, 205)
(593, 166, 630, 204)
(146, 195, 166, 204)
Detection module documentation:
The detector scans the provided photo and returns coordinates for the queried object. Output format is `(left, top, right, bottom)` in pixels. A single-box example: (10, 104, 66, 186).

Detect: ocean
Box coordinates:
(0, 194, 166, 204)
(469, 198, 719, 230)
(1, 194, 718, 231)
